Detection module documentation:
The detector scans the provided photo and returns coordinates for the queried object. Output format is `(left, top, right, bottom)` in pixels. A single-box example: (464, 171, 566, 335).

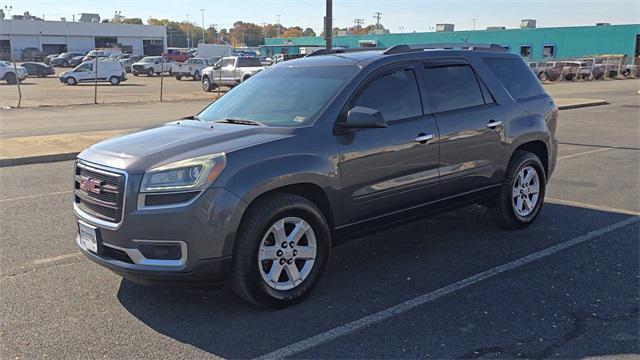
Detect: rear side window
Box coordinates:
(354, 68, 422, 121)
(484, 58, 545, 100)
(422, 65, 485, 113)
(237, 57, 262, 67)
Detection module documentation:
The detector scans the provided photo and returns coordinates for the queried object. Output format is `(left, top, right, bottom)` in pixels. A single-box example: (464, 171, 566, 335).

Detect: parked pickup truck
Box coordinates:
(171, 58, 213, 81)
(132, 56, 174, 76)
(201, 56, 265, 92)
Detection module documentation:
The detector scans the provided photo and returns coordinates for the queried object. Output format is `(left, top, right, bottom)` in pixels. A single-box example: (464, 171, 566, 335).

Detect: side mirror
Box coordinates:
(213, 65, 221, 70)
(343, 106, 387, 129)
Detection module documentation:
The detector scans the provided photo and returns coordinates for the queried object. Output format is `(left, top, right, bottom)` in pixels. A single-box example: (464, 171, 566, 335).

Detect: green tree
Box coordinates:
(303, 28, 316, 37)
(122, 18, 143, 25)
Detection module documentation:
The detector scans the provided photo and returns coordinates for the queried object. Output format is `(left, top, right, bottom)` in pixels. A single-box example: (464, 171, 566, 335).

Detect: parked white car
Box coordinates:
(131, 56, 174, 76)
(59, 60, 127, 86)
(171, 57, 213, 80)
(0, 60, 28, 84)
(201, 56, 264, 92)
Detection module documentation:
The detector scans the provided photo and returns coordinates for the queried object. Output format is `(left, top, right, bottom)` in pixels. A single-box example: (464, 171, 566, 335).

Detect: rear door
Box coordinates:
(221, 58, 236, 84)
(337, 63, 440, 224)
(419, 59, 504, 196)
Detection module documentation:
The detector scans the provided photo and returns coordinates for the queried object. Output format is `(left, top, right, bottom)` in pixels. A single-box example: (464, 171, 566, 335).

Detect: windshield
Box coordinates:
(197, 66, 357, 127)
(140, 57, 157, 63)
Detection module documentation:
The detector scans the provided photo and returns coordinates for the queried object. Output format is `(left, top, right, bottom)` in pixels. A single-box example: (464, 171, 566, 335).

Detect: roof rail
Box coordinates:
(384, 43, 507, 55)
(305, 47, 387, 57)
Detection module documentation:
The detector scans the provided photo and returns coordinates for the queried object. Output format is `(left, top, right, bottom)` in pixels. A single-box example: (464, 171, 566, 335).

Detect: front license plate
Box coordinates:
(78, 221, 98, 253)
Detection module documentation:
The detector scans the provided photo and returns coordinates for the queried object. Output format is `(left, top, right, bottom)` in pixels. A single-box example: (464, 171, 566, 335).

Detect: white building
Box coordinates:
(0, 19, 167, 60)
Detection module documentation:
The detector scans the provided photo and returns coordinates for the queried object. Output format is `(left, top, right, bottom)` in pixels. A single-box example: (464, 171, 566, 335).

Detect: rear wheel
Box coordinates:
(175, 74, 182, 80)
(489, 151, 546, 229)
(133, 71, 139, 76)
(231, 193, 331, 308)
(4, 72, 17, 84)
(538, 72, 548, 82)
(109, 76, 120, 86)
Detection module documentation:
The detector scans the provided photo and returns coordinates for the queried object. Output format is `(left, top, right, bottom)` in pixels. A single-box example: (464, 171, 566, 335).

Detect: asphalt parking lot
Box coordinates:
(0, 81, 639, 358)
(0, 66, 222, 108)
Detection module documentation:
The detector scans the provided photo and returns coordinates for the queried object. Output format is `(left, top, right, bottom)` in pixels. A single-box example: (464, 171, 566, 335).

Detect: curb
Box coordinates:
(557, 100, 608, 110)
(0, 152, 78, 167)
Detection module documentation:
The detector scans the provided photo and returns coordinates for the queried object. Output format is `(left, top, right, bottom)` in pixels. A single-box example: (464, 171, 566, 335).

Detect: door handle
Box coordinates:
(486, 120, 503, 129)
(414, 133, 434, 143)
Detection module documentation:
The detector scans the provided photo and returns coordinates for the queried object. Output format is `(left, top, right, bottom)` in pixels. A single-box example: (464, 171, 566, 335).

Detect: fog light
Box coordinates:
(136, 242, 182, 260)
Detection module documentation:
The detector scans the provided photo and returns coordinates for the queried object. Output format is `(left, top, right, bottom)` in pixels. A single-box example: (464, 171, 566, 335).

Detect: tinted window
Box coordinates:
(354, 68, 422, 121)
(221, 59, 234, 67)
(422, 65, 485, 113)
(237, 57, 262, 67)
(484, 58, 545, 100)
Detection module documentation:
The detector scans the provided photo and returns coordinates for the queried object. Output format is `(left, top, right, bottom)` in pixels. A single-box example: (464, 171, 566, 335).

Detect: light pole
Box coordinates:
(200, 9, 206, 44)
(324, 1, 332, 49)
(186, 14, 191, 48)
(472, 18, 478, 31)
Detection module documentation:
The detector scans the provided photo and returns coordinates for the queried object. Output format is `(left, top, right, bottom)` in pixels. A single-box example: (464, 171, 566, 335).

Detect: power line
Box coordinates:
(373, 11, 382, 30)
(354, 18, 364, 30)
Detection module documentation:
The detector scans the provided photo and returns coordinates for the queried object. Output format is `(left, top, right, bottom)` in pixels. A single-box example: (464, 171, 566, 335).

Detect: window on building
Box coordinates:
(422, 65, 486, 113)
(354, 68, 423, 121)
(95, 36, 118, 49)
(520, 45, 532, 58)
(543, 45, 556, 58)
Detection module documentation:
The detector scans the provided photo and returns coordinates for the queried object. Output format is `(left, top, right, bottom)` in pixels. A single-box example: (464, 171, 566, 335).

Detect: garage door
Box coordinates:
(41, 36, 66, 44)
(67, 36, 94, 53)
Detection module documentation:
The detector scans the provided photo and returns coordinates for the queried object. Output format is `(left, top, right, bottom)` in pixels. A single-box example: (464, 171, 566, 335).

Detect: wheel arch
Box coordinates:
(511, 140, 549, 176)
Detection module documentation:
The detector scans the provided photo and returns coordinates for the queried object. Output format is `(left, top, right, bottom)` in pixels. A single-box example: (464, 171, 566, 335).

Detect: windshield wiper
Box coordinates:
(180, 115, 204, 121)
(216, 118, 264, 126)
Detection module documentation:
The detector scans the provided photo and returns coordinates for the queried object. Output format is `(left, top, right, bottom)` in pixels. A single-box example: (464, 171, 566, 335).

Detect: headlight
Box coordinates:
(140, 153, 226, 193)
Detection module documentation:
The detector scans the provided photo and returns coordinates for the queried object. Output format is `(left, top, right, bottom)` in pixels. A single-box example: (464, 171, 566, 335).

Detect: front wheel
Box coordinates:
(231, 193, 331, 308)
(489, 151, 546, 229)
(65, 77, 77, 86)
(193, 71, 201, 81)
(202, 77, 214, 92)
(147, 68, 154, 76)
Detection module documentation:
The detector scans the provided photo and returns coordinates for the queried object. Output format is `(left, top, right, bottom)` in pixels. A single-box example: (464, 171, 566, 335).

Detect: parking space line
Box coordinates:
(557, 147, 611, 161)
(256, 216, 640, 360)
(546, 197, 640, 216)
(0, 190, 72, 203)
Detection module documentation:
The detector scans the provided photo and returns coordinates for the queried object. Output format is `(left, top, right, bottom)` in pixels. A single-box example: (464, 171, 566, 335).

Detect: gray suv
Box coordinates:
(73, 44, 558, 307)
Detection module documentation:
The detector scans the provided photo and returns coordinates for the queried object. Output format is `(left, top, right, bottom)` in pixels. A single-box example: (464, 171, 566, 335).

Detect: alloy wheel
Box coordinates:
(512, 165, 540, 217)
(258, 217, 317, 291)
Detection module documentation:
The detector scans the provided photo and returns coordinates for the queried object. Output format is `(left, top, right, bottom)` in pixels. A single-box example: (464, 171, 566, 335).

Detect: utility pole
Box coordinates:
(373, 11, 382, 30)
(200, 9, 206, 44)
(472, 18, 478, 31)
(354, 18, 364, 31)
(186, 14, 190, 48)
(324, 0, 332, 49)
(276, 14, 281, 37)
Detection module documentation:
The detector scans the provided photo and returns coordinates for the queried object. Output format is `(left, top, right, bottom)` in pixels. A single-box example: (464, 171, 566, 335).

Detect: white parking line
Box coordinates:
(256, 216, 640, 360)
(546, 197, 640, 216)
(557, 147, 611, 161)
(0, 190, 72, 203)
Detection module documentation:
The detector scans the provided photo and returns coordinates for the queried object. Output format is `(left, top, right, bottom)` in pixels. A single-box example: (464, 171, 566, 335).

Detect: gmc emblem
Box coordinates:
(80, 177, 103, 194)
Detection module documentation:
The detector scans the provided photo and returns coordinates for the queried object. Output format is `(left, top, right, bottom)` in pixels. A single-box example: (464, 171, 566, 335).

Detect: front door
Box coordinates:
(337, 64, 440, 225)
(75, 62, 94, 82)
(420, 60, 504, 196)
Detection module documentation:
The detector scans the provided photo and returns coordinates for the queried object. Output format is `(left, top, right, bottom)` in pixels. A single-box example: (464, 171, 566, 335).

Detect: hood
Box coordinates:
(78, 120, 293, 174)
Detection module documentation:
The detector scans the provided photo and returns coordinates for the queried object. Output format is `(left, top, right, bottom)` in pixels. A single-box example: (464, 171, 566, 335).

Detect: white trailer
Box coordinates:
(196, 44, 233, 61)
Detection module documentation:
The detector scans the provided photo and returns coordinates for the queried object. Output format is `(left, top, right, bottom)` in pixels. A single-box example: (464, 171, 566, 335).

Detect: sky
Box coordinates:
(5, 0, 640, 34)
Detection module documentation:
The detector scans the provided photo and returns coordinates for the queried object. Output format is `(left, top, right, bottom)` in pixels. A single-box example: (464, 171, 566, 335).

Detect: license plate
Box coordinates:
(78, 221, 98, 253)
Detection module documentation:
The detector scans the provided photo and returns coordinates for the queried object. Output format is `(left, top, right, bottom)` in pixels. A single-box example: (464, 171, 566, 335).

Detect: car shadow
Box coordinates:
(74, 83, 147, 87)
(116, 203, 636, 358)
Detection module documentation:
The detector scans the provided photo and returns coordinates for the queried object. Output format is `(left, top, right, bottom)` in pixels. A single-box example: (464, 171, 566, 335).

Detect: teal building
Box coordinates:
(262, 24, 640, 63)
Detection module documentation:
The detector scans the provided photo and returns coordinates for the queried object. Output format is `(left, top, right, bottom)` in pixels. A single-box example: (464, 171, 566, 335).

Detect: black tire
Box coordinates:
(193, 71, 201, 81)
(109, 76, 120, 86)
(66, 77, 77, 86)
(231, 193, 331, 308)
(4, 72, 17, 84)
(489, 151, 546, 230)
(147, 68, 154, 76)
(133, 71, 139, 76)
(202, 76, 213, 92)
(242, 75, 251, 83)
(175, 75, 182, 81)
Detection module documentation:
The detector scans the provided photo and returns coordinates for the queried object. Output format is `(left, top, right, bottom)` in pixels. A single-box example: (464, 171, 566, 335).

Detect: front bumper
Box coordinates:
(74, 183, 247, 285)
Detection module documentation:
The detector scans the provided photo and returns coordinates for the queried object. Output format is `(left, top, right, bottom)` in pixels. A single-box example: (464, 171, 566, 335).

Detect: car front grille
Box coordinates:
(132, 65, 145, 71)
(74, 162, 126, 224)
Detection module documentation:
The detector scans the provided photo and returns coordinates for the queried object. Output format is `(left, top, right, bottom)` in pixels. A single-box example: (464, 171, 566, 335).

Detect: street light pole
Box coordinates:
(325, 0, 333, 49)
(186, 14, 190, 48)
(200, 9, 206, 44)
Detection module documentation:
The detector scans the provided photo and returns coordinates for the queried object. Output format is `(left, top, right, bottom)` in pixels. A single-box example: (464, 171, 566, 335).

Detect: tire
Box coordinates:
(147, 68, 154, 76)
(4, 72, 17, 84)
(538, 72, 548, 82)
(175, 75, 182, 81)
(193, 71, 201, 81)
(241, 75, 251, 83)
(202, 76, 213, 92)
(489, 151, 546, 230)
(109, 76, 120, 86)
(133, 71, 139, 76)
(231, 193, 331, 308)
(66, 77, 77, 86)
